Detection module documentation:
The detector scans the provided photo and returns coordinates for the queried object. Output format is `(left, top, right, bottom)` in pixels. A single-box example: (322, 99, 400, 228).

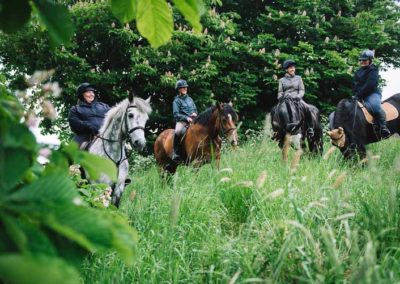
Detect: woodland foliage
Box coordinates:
(1, 0, 399, 140)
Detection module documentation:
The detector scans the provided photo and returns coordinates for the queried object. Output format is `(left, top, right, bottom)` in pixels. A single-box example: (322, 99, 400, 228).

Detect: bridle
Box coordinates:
(96, 104, 145, 166)
(218, 112, 236, 137)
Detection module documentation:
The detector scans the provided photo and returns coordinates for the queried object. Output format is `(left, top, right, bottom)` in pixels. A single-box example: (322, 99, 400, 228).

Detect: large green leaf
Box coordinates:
(32, 0, 74, 46)
(80, 152, 118, 182)
(0, 148, 33, 192)
(0, 0, 31, 32)
(0, 117, 36, 192)
(111, 0, 137, 23)
(173, 0, 205, 32)
(0, 254, 80, 284)
(6, 173, 77, 205)
(1, 214, 57, 256)
(136, 0, 173, 48)
(40, 206, 137, 263)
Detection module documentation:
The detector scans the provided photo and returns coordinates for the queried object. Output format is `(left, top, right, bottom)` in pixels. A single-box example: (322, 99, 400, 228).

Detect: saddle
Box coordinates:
(357, 101, 399, 124)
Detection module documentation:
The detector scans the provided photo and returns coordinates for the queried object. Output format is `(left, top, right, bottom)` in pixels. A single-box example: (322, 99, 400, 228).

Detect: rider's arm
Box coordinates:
(172, 99, 188, 122)
(356, 68, 379, 99)
(277, 80, 284, 99)
(68, 106, 97, 134)
(297, 77, 305, 99)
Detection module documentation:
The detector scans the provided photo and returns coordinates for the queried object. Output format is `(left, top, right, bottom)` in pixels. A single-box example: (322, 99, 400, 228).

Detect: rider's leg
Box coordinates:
(300, 100, 314, 137)
(364, 92, 391, 139)
(172, 121, 186, 162)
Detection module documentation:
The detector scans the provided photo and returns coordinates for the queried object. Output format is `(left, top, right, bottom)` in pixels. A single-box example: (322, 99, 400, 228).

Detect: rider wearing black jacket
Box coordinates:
(352, 50, 390, 138)
(68, 83, 110, 146)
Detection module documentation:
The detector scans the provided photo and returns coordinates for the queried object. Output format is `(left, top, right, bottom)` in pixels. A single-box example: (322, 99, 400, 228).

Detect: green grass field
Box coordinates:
(83, 135, 400, 283)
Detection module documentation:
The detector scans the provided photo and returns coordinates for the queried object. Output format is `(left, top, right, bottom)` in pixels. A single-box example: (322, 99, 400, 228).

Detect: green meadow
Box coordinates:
(83, 135, 400, 283)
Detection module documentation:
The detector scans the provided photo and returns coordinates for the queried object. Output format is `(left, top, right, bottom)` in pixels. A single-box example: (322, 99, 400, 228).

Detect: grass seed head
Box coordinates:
(256, 171, 267, 188)
(332, 173, 347, 189)
(323, 146, 336, 160)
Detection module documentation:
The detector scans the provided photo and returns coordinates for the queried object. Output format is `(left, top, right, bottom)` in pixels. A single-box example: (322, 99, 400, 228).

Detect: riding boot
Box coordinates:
(172, 133, 182, 163)
(303, 103, 314, 138)
(376, 111, 391, 139)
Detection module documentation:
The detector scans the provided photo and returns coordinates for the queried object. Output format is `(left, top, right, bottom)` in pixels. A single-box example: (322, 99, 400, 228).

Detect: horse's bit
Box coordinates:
(98, 104, 145, 166)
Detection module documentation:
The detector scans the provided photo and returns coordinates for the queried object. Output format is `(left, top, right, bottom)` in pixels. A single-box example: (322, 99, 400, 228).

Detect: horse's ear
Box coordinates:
(338, 127, 344, 134)
(128, 90, 134, 102)
(216, 102, 223, 111)
(145, 96, 151, 104)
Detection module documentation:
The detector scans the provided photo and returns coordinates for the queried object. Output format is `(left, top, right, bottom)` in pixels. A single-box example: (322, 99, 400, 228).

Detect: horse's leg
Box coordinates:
(112, 160, 129, 208)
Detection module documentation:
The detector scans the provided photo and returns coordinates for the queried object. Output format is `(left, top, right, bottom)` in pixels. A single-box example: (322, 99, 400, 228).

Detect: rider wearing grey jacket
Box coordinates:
(172, 79, 198, 163)
(278, 73, 305, 100)
(278, 60, 314, 136)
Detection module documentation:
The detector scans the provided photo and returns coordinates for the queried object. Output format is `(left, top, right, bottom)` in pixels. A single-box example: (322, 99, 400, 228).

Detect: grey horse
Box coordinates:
(88, 93, 151, 207)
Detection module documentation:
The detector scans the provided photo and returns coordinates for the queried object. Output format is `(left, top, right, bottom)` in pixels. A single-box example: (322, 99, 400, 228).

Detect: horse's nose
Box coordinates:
(133, 139, 146, 151)
(231, 140, 238, 147)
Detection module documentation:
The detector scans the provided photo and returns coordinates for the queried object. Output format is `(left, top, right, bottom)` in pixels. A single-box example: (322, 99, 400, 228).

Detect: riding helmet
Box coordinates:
(175, 79, 189, 90)
(359, 50, 374, 61)
(283, 59, 296, 70)
(76, 82, 96, 98)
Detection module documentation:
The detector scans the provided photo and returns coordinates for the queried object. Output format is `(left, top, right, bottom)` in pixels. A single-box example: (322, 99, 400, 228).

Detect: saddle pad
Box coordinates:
(357, 101, 399, 124)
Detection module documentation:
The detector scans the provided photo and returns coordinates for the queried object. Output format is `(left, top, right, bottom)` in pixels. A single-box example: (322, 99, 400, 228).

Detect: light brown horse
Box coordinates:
(154, 103, 239, 174)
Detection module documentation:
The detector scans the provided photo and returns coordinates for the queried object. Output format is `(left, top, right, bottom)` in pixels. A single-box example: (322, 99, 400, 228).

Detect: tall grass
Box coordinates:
(83, 135, 400, 283)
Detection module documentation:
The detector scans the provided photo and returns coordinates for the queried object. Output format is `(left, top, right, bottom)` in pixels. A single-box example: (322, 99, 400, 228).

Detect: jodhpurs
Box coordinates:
(175, 121, 188, 137)
(363, 92, 384, 119)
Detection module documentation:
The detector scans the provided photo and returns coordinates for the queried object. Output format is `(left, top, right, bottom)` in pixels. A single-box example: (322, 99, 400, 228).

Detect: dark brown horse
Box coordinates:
(154, 103, 239, 174)
(328, 94, 400, 159)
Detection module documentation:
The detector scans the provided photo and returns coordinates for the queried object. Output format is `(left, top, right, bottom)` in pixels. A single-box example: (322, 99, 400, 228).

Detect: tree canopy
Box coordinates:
(0, 0, 399, 138)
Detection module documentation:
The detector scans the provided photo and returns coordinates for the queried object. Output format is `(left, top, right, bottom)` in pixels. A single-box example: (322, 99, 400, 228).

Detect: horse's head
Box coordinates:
(125, 94, 152, 151)
(217, 102, 239, 146)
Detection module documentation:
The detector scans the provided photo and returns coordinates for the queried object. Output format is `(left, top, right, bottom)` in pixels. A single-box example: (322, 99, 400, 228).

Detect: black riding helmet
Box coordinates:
(283, 59, 296, 70)
(76, 82, 97, 98)
(175, 79, 189, 90)
(359, 50, 374, 61)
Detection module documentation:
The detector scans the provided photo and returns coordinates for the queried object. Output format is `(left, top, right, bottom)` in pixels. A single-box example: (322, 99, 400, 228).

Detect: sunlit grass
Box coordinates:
(83, 135, 400, 283)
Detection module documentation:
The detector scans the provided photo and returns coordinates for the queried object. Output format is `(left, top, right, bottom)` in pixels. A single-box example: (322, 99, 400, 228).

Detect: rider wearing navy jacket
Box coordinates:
(352, 50, 390, 138)
(68, 83, 110, 146)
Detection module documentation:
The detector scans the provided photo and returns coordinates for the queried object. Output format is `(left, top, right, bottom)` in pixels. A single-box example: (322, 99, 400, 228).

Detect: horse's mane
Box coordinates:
(134, 97, 152, 115)
(193, 106, 214, 126)
(193, 104, 238, 126)
(99, 97, 152, 133)
(333, 98, 355, 129)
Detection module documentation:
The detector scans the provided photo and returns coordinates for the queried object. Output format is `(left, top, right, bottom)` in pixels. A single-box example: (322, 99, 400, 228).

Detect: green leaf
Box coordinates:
(6, 173, 77, 205)
(32, 0, 75, 46)
(136, 0, 173, 48)
(173, 0, 205, 32)
(0, 0, 31, 32)
(0, 148, 33, 192)
(0, 254, 80, 284)
(0, 116, 36, 192)
(1, 214, 28, 252)
(80, 152, 118, 182)
(111, 0, 137, 23)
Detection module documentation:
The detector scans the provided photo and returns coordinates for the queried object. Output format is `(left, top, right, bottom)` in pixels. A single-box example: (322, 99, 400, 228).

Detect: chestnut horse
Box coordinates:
(154, 103, 239, 174)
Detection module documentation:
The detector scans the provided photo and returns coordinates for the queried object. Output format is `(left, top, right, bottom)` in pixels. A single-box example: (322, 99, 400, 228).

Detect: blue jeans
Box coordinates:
(363, 92, 384, 120)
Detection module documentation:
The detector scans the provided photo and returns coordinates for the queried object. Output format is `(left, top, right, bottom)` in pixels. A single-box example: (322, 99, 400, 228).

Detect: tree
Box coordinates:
(1, 1, 399, 138)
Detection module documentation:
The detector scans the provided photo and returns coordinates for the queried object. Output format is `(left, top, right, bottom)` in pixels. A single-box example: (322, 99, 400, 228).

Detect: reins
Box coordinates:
(95, 103, 145, 167)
